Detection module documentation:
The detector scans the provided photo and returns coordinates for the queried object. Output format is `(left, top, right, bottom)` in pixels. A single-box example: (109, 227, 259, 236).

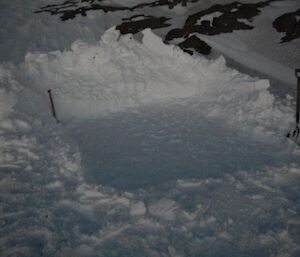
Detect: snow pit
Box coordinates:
(1, 2, 300, 256)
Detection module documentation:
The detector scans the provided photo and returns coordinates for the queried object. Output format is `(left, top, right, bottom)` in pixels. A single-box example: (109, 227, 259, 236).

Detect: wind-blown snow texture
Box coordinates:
(1, 0, 300, 257)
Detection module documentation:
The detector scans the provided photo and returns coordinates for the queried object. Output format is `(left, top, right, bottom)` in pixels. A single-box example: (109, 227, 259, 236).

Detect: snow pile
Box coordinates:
(23, 27, 292, 135)
(23, 27, 196, 119)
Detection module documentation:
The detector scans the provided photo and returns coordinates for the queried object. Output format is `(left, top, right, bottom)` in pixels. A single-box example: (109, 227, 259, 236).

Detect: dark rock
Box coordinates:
(36, 0, 199, 20)
(35, 0, 285, 56)
(234, 4, 260, 19)
(116, 16, 171, 35)
(178, 35, 211, 55)
(212, 14, 253, 30)
(273, 10, 300, 43)
(184, 2, 261, 34)
(165, 28, 186, 41)
(182, 48, 194, 55)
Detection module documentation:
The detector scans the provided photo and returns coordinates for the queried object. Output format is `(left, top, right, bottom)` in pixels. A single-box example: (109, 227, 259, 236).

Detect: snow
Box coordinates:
(0, 0, 300, 256)
(149, 198, 180, 220)
(201, 33, 297, 85)
(23, 28, 195, 119)
(21, 28, 293, 139)
(196, 11, 223, 25)
(231, 1, 300, 77)
(0, 88, 17, 120)
(130, 201, 146, 216)
(0, 0, 108, 63)
(270, 1, 297, 8)
(142, 28, 175, 56)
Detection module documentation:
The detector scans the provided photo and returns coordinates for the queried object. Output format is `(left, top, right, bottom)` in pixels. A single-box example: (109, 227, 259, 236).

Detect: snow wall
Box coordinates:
(22, 27, 293, 135)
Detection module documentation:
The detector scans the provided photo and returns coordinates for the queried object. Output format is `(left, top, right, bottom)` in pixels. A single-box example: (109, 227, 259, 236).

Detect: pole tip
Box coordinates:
(296, 69, 300, 78)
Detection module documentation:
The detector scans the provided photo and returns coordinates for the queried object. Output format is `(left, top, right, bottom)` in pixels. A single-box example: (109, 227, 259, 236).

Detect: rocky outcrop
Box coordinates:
(273, 9, 300, 43)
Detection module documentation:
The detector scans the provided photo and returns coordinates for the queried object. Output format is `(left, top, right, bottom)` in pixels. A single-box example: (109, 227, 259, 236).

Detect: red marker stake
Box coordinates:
(47, 89, 59, 123)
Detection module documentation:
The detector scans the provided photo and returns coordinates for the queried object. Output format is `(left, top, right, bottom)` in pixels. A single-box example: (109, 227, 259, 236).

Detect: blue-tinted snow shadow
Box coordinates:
(67, 103, 297, 191)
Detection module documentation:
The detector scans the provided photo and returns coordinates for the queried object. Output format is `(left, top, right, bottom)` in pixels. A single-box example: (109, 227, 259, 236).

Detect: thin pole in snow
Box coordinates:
(287, 69, 300, 138)
(296, 69, 300, 124)
(47, 89, 59, 123)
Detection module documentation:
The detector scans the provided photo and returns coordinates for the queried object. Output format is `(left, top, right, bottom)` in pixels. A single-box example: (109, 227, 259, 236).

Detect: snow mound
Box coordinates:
(23, 27, 292, 134)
